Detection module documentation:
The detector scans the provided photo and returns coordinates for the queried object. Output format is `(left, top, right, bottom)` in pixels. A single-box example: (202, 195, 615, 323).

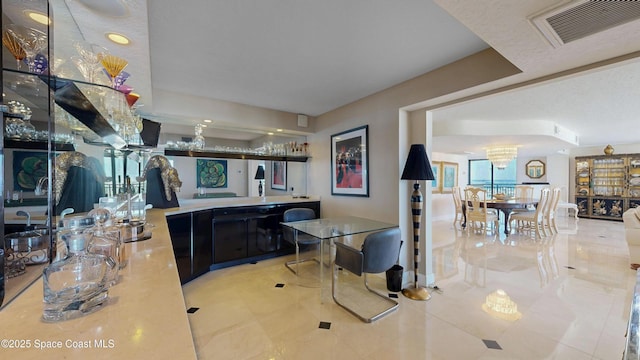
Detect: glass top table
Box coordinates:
(281, 216, 399, 300)
(281, 216, 398, 239)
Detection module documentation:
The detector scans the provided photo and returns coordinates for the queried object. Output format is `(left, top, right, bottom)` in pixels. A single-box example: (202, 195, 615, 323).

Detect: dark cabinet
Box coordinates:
(168, 201, 320, 280)
(167, 210, 213, 283)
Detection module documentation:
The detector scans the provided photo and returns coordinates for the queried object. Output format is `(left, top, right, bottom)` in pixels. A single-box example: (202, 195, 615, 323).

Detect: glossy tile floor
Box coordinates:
(182, 215, 636, 359)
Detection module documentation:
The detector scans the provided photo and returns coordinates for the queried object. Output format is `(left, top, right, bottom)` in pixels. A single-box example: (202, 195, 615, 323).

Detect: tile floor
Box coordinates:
(182, 215, 636, 359)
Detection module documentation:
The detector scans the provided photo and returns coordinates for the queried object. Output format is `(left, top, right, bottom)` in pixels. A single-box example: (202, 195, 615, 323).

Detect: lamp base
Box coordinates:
(402, 286, 431, 301)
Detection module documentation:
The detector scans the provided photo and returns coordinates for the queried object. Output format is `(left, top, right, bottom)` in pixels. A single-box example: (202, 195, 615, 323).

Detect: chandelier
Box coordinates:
(486, 145, 518, 169)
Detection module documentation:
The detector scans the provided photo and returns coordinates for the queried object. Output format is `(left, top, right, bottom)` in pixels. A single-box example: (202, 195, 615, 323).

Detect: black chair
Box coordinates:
(282, 208, 319, 274)
(332, 227, 401, 322)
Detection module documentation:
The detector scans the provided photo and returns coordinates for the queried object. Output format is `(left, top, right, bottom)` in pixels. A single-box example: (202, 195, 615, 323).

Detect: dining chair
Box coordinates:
(332, 227, 401, 323)
(282, 208, 320, 274)
(464, 187, 499, 234)
(544, 187, 562, 235)
(510, 188, 550, 238)
(511, 185, 535, 214)
(452, 186, 465, 228)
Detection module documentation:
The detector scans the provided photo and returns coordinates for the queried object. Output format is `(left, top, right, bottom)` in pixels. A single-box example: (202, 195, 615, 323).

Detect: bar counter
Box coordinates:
(0, 195, 320, 358)
(0, 209, 197, 359)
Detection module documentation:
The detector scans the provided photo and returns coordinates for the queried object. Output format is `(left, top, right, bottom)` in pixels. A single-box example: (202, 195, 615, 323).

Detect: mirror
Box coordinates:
(526, 160, 545, 179)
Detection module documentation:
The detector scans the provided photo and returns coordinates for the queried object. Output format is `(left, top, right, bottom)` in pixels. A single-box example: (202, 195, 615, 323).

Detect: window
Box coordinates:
(468, 159, 516, 196)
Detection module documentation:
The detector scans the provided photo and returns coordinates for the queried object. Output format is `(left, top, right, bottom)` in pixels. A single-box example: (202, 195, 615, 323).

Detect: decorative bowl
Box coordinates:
(494, 193, 508, 200)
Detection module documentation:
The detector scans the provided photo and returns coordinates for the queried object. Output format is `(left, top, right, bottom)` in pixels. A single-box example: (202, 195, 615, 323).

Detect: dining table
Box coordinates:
(462, 198, 539, 235)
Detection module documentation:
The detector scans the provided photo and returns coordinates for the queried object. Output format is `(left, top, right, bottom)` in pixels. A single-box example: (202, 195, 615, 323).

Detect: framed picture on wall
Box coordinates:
(431, 161, 442, 193)
(196, 159, 228, 188)
(271, 160, 287, 190)
(441, 162, 458, 193)
(331, 125, 369, 197)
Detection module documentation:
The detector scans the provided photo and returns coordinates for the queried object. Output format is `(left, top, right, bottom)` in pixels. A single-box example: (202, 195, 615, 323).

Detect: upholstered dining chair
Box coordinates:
(332, 227, 401, 323)
(452, 186, 465, 228)
(510, 188, 550, 238)
(282, 208, 319, 274)
(464, 187, 499, 234)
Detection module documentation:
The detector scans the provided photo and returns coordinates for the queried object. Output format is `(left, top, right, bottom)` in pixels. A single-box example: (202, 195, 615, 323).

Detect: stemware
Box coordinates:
(2, 27, 26, 70)
(99, 53, 128, 89)
(6, 24, 47, 73)
(73, 41, 109, 83)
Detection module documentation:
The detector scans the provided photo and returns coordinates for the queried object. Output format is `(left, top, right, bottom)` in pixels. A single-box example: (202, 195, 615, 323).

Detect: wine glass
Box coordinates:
(2, 26, 26, 70)
(6, 24, 47, 73)
(73, 41, 109, 83)
(99, 53, 128, 89)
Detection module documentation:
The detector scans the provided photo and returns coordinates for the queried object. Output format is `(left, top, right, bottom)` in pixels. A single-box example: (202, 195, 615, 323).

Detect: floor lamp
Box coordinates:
(400, 144, 435, 301)
(254, 165, 265, 196)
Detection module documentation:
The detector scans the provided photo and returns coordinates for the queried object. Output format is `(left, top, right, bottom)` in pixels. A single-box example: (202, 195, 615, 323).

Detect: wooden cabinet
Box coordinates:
(575, 154, 640, 221)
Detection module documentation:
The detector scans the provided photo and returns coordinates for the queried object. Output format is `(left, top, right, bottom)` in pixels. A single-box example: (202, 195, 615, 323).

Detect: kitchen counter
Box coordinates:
(0, 196, 320, 358)
(0, 209, 197, 359)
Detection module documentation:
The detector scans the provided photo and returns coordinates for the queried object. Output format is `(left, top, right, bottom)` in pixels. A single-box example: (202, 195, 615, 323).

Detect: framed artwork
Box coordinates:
(13, 150, 48, 191)
(196, 159, 228, 188)
(331, 125, 369, 197)
(441, 162, 458, 193)
(431, 161, 442, 193)
(271, 160, 287, 190)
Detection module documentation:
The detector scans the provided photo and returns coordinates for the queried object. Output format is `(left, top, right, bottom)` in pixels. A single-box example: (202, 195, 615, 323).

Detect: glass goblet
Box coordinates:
(2, 27, 26, 70)
(98, 54, 128, 89)
(6, 24, 47, 73)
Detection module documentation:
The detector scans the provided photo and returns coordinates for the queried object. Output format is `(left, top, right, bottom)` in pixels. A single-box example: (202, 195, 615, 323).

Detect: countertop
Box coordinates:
(0, 196, 320, 358)
(0, 209, 197, 359)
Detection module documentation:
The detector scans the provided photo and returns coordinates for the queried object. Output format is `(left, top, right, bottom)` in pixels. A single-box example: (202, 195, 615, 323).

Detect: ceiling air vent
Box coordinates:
(531, 0, 640, 48)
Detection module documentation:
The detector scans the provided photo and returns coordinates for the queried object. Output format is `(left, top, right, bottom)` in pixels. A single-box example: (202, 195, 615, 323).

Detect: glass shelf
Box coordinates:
(164, 149, 310, 162)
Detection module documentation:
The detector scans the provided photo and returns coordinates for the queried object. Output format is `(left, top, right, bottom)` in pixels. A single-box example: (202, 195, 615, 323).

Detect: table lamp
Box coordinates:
(254, 165, 265, 196)
(400, 144, 435, 301)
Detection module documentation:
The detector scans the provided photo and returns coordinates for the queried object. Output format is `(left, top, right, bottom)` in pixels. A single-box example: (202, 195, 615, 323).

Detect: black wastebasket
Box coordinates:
(386, 264, 403, 292)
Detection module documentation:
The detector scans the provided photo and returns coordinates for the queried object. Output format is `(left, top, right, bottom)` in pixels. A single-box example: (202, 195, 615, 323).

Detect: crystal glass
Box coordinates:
(6, 24, 47, 73)
(73, 41, 108, 83)
(4, 112, 26, 139)
(43, 231, 112, 322)
(2, 26, 26, 70)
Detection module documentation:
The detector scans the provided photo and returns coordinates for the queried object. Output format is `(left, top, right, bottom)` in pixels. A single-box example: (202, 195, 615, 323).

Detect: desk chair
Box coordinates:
(332, 227, 401, 322)
(282, 208, 319, 274)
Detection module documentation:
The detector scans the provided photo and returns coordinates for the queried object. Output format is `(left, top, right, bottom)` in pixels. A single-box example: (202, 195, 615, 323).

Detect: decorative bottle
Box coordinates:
(42, 231, 113, 322)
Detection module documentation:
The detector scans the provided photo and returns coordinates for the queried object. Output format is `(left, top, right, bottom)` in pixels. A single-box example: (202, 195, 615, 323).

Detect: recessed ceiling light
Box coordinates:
(276, 129, 283, 132)
(106, 32, 130, 45)
(25, 11, 51, 25)
(201, 124, 207, 128)
(267, 132, 274, 135)
(203, 119, 212, 123)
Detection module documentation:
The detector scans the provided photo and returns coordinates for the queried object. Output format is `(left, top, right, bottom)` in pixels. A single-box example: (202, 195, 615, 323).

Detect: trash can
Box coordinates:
(386, 264, 403, 292)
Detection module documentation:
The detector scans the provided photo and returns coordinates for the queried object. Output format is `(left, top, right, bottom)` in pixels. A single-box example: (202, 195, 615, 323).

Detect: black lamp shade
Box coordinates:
(254, 165, 265, 180)
(401, 144, 435, 181)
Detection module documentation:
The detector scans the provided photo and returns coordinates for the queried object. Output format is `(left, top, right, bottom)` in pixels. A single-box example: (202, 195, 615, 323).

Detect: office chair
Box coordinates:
(332, 227, 401, 322)
(282, 208, 319, 274)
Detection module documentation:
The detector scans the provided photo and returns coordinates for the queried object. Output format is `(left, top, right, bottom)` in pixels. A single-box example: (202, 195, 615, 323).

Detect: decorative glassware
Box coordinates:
(2, 27, 26, 70)
(6, 24, 47, 73)
(99, 53, 128, 88)
(43, 231, 112, 322)
(86, 207, 125, 277)
(73, 41, 108, 83)
(193, 124, 205, 149)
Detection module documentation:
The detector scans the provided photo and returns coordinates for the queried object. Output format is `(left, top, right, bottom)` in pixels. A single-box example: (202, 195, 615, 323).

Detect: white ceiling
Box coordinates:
(7, 0, 640, 154)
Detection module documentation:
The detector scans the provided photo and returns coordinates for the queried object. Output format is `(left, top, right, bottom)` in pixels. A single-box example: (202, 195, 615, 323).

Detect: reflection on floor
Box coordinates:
(182, 216, 635, 359)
